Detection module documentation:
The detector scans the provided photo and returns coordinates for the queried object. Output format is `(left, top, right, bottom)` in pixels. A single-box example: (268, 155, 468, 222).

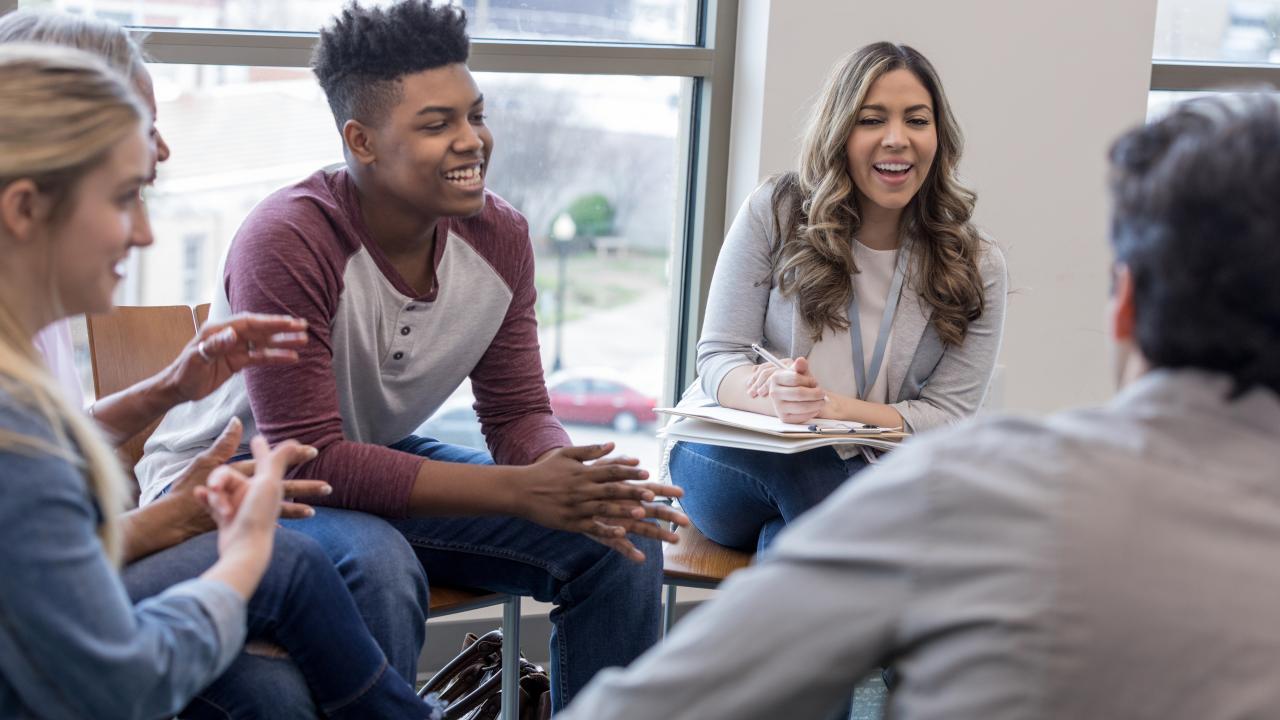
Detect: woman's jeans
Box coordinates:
(669, 442, 869, 554)
(123, 528, 441, 720)
(282, 436, 666, 712)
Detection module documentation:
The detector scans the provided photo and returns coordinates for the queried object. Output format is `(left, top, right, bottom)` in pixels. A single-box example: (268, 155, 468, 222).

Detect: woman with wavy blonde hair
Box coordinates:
(671, 42, 1007, 553)
(0, 42, 447, 720)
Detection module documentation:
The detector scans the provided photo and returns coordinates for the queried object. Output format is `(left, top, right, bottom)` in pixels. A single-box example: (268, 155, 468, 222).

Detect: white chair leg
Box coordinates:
(501, 595, 521, 720)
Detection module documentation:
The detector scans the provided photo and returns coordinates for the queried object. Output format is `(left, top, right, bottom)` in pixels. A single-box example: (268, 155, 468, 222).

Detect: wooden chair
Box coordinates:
(89, 305, 522, 718)
(662, 523, 753, 633)
(86, 305, 200, 488)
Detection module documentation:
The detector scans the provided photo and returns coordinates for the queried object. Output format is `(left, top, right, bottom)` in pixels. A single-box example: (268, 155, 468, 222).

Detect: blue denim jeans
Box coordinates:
(123, 527, 440, 720)
(286, 436, 665, 712)
(669, 442, 868, 554)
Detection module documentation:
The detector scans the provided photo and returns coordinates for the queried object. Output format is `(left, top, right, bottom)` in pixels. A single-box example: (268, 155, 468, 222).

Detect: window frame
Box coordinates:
(0, 0, 739, 406)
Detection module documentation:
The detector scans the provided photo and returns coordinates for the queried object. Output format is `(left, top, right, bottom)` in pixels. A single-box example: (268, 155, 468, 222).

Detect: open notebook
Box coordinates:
(656, 405, 908, 455)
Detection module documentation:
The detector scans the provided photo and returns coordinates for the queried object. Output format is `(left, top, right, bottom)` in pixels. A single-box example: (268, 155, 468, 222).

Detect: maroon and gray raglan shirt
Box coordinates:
(136, 168, 570, 516)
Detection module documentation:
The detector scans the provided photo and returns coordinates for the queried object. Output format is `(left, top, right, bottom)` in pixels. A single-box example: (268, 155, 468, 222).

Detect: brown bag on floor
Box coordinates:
(418, 629, 552, 720)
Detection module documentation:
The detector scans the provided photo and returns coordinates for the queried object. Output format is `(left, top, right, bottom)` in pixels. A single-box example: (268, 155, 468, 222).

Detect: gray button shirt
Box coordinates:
(565, 369, 1280, 720)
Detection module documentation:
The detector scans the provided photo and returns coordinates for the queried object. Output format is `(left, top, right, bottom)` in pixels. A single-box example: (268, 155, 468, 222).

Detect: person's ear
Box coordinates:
(342, 119, 377, 167)
(0, 179, 51, 243)
(1109, 263, 1137, 343)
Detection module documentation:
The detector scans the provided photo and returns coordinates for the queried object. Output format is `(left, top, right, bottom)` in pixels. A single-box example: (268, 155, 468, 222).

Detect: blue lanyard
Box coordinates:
(849, 239, 911, 400)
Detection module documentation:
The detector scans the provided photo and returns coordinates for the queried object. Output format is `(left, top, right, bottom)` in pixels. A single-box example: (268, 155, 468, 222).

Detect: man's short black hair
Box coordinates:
(1108, 93, 1280, 397)
(312, 0, 470, 129)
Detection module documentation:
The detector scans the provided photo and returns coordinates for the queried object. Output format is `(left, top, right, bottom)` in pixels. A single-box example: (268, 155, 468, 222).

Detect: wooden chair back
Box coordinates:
(194, 303, 210, 328)
(85, 305, 198, 483)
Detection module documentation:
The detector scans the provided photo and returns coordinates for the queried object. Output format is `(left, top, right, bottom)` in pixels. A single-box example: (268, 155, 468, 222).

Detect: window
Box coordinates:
(1151, 0, 1280, 108)
(1154, 0, 1280, 62)
(20, 0, 700, 43)
(5, 0, 737, 471)
(181, 232, 205, 304)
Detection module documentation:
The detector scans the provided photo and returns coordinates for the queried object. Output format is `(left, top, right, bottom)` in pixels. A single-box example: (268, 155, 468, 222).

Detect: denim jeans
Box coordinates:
(286, 436, 665, 712)
(123, 527, 440, 720)
(669, 442, 868, 554)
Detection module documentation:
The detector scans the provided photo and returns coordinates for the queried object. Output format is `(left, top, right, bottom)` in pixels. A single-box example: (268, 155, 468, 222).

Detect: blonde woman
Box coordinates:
(672, 43, 1007, 553)
(0, 45, 445, 719)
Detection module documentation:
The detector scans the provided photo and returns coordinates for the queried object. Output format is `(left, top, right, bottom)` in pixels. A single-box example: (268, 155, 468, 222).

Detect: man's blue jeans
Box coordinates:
(286, 436, 665, 711)
(669, 441, 868, 554)
(123, 527, 439, 720)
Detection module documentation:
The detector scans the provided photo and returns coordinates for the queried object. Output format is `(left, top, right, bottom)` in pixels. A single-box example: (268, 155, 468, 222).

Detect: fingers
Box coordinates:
(201, 417, 245, 466)
(217, 313, 308, 340)
(200, 314, 309, 361)
(580, 462, 650, 485)
(644, 502, 690, 527)
(747, 365, 777, 398)
(279, 502, 317, 519)
(281, 479, 331, 498)
(793, 356, 811, 375)
(589, 531, 646, 564)
(588, 455, 640, 468)
(770, 369, 820, 390)
(203, 466, 248, 523)
(606, 517, 682, 544)
(773, 400, 824, 423)
(554, 443, 615, 463)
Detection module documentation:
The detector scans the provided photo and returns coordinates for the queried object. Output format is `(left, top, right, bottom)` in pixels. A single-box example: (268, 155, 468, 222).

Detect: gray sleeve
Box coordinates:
(892, 240, 1008, 432)
(0, 402, 246, 720)
(561, 438, 936, 720)
(695, 183, 780, 400)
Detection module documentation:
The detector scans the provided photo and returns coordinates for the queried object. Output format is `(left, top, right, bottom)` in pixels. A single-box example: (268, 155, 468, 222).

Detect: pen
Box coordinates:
(807, 424, 898, 435)
(751, 342, 787, 370)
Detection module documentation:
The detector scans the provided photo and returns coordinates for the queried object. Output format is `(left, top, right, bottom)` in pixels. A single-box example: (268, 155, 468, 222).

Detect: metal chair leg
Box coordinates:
(663, 584, 679, 635)
(501, 595, 521, 720)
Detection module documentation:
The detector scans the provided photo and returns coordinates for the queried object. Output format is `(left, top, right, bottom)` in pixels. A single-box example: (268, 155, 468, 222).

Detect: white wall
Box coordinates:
(725, 0, 1160, 415)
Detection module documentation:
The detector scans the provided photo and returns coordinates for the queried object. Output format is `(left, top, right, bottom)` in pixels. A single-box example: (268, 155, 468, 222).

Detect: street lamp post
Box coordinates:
(550, 213, 576, 372)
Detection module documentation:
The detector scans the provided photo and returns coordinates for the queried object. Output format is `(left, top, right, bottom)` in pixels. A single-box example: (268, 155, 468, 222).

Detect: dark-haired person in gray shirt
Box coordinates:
(564, 93, 1280, 720)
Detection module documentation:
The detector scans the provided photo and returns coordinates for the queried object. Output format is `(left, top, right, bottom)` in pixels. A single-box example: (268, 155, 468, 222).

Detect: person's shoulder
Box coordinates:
(230, 167, 358, 269)
(744, 174, 790, 218)
(881, 408, 1099, 506)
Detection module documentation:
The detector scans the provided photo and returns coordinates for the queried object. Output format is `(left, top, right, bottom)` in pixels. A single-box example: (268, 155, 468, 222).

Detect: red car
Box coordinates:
(546, 370, 658, 433)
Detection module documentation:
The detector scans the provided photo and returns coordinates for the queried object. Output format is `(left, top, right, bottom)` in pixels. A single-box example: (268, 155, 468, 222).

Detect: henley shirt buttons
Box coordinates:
(393, 351, 405, 360)
(405, 305, 417, 311)
(400, 326, 411, 336)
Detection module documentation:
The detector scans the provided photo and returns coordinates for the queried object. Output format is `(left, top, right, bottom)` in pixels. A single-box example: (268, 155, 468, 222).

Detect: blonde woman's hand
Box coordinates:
(195, 437, 291, 572)
(766, 356, 826, 424)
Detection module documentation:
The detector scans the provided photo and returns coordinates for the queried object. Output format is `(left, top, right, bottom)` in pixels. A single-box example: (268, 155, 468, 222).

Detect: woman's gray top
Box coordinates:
(691, 180, 1008, 432)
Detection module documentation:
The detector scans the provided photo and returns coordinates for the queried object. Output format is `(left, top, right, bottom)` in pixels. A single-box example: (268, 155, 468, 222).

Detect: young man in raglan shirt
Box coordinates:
(136, 0, 687, 708)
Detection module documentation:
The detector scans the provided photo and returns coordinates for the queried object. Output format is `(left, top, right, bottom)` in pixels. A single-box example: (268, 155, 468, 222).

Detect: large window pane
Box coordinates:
(20, 0, 700, 45)
(1154, 0, 1280, 63)
(130, 63, 689, 469)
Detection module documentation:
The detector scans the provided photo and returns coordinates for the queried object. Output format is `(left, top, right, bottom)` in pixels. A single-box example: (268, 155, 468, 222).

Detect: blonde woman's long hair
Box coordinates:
(0, 44, 148, 564)
(771, 42, 985, 346)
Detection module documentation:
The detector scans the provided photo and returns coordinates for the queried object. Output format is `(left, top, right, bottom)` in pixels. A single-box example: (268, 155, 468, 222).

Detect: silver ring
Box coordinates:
(196, 341, 212, 363)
